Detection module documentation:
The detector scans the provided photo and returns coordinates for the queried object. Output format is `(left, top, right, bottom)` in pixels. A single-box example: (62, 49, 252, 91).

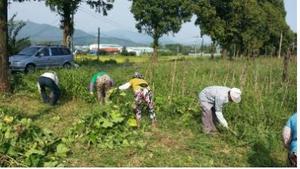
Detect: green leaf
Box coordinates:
(4, 128, 15, 139)
(43, 161, 59, 167)
(102, 120, 113, 128)
(25, 148, 45, 157)
(112, 116, 124, 123)
(122, 139, 129, 146)
(111, 111, 124, 123)
(127, 118, 137, 127)
(56, 143, 69, 157)
(7, 146, 18, 156)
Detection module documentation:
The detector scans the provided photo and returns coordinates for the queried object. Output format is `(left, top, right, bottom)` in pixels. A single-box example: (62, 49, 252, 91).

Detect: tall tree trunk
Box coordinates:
(236, 49, 240, 57)
(63, 22, 71, 47)
(221, 48, 226, 59)
(152, 32, 159, 63)
(282, 48, 290, 82)
(210, 42, 215, 59)
(0, 0, 10, 93)
(233, 44, 236, 58)
(62, 13, 72, 47)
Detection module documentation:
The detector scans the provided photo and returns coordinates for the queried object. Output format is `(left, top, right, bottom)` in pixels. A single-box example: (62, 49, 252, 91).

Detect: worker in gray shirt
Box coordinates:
(199, 86, 242, 134)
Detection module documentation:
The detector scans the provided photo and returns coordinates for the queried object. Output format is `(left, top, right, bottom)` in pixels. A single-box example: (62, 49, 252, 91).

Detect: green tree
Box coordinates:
(46, 0, 114, 47)
(1, 0, 39, 93)
(164, 44, 183, 55)
(131, 0, 192, 62)
(259, 0, 292, 57)
(193, 0, 293, 58)
(8, 14, 31, 55)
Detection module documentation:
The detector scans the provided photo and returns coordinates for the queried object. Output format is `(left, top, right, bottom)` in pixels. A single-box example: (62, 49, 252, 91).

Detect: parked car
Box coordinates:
(9, 45, 74, 73)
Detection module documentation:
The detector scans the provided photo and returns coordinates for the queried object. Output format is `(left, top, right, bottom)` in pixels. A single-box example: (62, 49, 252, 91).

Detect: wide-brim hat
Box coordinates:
(230, 88, 241, 103)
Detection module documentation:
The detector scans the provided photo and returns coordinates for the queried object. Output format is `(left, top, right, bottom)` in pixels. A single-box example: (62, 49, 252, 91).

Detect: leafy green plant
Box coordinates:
(65, 91, 142, 149)
(0, 107, 69, 167)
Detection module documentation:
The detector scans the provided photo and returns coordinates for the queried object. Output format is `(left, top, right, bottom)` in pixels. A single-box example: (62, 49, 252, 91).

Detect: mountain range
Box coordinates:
(18, 21, 178, 46)
(18, 21, 143, 46)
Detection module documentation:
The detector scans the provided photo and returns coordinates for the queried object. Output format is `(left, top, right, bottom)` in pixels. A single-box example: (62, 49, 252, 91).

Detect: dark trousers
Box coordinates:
(38, 77, 60, 105)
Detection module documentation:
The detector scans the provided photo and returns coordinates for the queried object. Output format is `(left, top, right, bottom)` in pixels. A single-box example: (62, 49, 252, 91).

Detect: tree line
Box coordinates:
(0, 0, 296, 93)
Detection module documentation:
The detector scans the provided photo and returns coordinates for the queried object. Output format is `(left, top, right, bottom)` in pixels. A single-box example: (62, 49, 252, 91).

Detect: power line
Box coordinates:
(77, 5, 133, 32)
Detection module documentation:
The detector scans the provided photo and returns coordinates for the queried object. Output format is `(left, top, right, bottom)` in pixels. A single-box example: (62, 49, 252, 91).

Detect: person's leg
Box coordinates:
(48, 80, 60, 106)
(103, 81, 112, 104)
(200, 102, 217, 133)
(288, 152, 297, 167)
(38, 77, 49, 103)
(101, 84, 107, 104)
(211, 107, 218, 132)
(144, 90, 156, 126)
(96, 78, 105, 104)
(134, 90, 143, 128)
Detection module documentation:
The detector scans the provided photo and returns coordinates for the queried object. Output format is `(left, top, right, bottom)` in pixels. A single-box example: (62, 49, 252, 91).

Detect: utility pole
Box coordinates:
(97, 27, 100, 60)
(201, 37, 204, 57)
(278, 31, 283, 58)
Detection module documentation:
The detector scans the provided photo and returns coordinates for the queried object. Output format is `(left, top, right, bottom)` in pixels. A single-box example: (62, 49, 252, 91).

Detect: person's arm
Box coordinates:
(282, 124, 292, 149)
(118, 82, 131, 90)
(89, 74, 98, 94)
(54, 74, 59, 86)
(89, 82, 95, 94)
(215, 96, 228, 128)
(282, 118, 292, 149)
(37, 82, 41, 93)
(215, 111, 228, 128)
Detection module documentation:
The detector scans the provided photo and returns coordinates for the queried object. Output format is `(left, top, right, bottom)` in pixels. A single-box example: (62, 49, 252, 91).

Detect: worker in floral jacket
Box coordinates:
(118, 72, 156, 128)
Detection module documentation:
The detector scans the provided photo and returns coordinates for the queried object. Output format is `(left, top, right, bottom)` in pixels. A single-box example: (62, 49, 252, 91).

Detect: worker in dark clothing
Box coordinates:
(37, 71, 60, 106)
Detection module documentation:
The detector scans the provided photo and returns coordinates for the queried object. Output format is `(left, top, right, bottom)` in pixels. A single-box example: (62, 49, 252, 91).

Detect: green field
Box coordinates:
(0, 55, 296, 167)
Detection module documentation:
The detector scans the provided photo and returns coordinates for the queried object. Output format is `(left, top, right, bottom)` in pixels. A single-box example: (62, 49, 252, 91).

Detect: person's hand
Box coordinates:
(224, 124, 229, 129)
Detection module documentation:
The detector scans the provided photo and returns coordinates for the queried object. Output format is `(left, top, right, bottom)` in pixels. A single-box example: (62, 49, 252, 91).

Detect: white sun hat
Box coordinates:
(230, 88, 242, 103)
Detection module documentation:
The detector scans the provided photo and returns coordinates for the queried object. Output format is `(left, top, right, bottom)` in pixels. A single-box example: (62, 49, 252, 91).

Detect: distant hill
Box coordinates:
(18, 21, 143, 46)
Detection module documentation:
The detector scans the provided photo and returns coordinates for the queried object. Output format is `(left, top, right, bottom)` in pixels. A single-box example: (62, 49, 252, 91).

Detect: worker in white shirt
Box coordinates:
(118, 72, 156, 128)
(198, 86, 241, 134)
(37, 71, 60, 106)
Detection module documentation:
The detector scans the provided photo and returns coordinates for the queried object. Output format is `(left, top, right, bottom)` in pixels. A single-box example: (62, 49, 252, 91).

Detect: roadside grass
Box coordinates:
(0, 56, 296, 166)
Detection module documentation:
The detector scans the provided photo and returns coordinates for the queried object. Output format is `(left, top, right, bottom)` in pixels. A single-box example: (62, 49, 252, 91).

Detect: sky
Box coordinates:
(7, 0, 297, 44)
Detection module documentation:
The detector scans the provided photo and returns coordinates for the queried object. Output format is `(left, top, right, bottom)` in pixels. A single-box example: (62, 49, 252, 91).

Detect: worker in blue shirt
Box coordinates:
(282, 113, 297, 167)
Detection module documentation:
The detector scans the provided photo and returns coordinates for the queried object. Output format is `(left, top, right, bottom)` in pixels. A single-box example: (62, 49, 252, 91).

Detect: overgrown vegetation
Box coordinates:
(0, 56, 296, 166)
(0, 107, 69, 167)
